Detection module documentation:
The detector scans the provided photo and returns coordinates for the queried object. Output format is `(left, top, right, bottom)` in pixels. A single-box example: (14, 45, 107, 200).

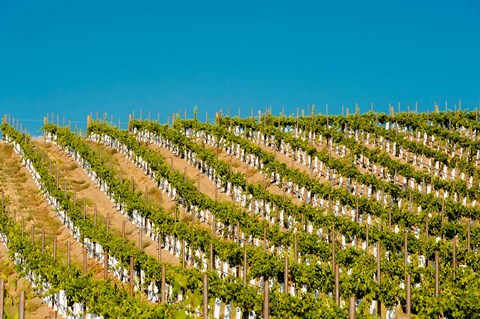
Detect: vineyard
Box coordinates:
(1, 109, 480, 319)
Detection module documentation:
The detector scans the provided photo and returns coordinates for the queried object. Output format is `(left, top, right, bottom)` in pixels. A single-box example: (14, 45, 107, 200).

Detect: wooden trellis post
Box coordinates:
(435, 251, 440, 297)
(263, 277, 269, 319)
(335, 263, 340, 306)
(377, 242, 381, 318)
(161, 265, 166, 303)
(158, 236, 162, 262)
(349, 296, 356, 319)
(104, 250, 109, 280)
(331, 224, 336, 269)
(404, 231, 408, 268)
(18, 291, 25, 319)
(453, 236, 457, 281)
(209, 242, 214, 270)
(406, 273, 411, 316)
(203, 273, 208, 318)
(0, 278, 4, 319)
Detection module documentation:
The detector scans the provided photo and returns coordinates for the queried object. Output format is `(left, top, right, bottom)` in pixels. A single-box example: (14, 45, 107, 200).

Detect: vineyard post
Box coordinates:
(209, 242, 214, 270)
(157, 235, 162, 262)
(284, 256, 288, 293)
(388, 210, 392, 230)
(104, 250, 108, 280)
(377, 242, 381, 318)
(212, 215, 216, 236)
(335, 263, 340, 306)
(18, 291, 25, 319)
(129, 256, 134, 297)
(161, 265, 166, 303)
(453, 236, 457, 281)
(441, 197, 445, 231)
(203, 273, 208, 318)
(406, 273, 411, 316)
(435, 251, 439, 297)
(331, 224, 335, 269)
(0, 278, 4, 319)
(238, 223, 242, 245)
(404, 231, 408, 269)
(348, 296, 356, 319)
(263, 277, 269, 319)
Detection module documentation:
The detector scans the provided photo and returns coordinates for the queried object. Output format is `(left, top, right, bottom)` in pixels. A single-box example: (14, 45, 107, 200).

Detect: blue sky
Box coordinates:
(1, 0, 480, 133)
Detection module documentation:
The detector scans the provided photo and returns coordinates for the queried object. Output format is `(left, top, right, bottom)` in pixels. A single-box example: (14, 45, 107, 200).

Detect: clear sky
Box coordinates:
(1, 0, 479, 133)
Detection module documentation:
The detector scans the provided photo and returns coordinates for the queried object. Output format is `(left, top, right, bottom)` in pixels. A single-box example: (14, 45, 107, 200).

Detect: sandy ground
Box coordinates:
(35, 140, 180, 267)
(0, 142, 57, 318)
(86, 140, 233, 246)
